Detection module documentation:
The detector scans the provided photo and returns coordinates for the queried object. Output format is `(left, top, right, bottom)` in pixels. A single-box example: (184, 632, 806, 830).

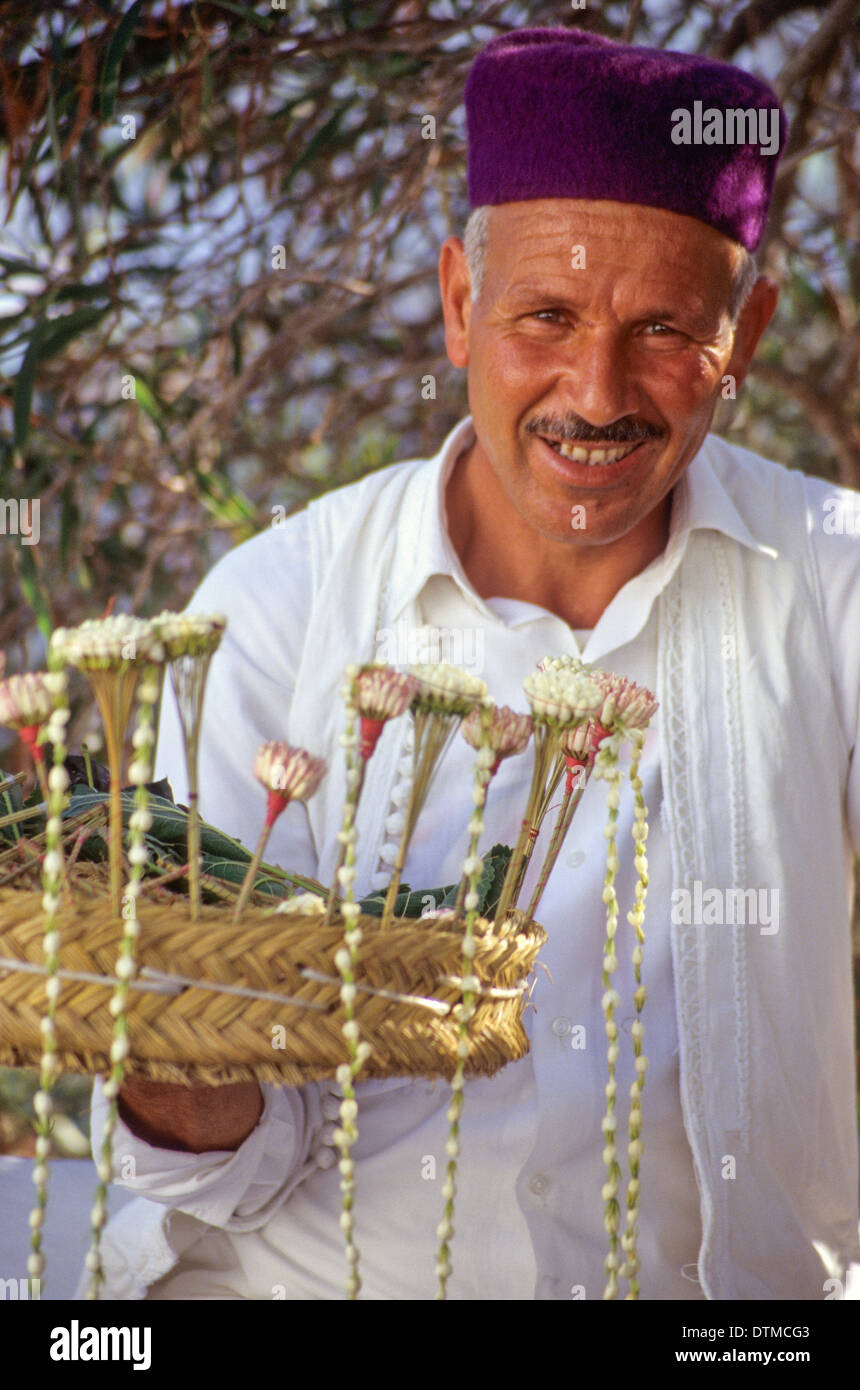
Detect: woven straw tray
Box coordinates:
(0, 887, 545, 1086)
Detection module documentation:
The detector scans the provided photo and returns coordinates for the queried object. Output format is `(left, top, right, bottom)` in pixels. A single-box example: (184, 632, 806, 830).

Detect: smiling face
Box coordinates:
(440, 199, 775, 552)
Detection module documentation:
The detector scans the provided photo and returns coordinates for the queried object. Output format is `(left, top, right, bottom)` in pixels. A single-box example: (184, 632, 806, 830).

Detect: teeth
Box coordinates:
(545, 439, 639, 466)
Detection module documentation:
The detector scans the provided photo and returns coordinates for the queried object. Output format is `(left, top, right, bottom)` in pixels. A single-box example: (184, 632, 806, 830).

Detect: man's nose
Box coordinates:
(555, 329, 640, 431)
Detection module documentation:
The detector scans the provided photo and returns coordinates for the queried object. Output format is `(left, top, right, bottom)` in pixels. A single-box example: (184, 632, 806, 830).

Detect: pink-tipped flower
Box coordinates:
(355, 665, 419, 760)
(559, 719, 612, 792)
(254, 741, 327, 827)
(0, 672, 56, 763)
(589, 672, 659, 732)
(461, 704, 533, 775)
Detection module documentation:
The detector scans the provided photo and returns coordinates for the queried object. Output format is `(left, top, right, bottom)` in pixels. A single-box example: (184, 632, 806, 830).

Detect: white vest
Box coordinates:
(286, 432, 860, 1299)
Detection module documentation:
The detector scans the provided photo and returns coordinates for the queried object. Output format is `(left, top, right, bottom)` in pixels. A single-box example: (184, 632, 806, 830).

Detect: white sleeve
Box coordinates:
(805, 476, 860, 856)
(91, 1076, 325, 1232)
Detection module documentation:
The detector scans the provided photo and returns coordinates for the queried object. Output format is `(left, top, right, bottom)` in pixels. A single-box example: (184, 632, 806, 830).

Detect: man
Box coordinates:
(89, 28, 860, 1300)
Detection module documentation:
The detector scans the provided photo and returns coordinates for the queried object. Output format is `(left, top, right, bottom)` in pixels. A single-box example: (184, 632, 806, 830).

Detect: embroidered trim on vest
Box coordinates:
(714, 538, 751, 1151)
(658, 567, 716, 1297)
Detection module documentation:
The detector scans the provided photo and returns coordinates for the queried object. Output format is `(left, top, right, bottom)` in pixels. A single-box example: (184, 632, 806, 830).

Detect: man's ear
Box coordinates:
(439, 237, 472, 369)
(725, 276, 779, 390)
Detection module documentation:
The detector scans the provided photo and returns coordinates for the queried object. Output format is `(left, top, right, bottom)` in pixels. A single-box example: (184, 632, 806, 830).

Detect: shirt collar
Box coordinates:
(386, 416, 778, 623)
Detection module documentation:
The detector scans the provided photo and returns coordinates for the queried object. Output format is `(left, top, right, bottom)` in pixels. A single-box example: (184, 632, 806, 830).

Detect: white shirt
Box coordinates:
(89, 417, 860, 1301)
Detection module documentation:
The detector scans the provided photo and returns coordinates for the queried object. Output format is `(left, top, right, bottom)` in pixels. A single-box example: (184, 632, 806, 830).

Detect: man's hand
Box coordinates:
(117, 1077, 264, 1154)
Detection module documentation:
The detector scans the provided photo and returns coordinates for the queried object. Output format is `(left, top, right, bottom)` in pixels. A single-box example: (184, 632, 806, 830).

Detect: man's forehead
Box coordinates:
(483, 200, 742, 296)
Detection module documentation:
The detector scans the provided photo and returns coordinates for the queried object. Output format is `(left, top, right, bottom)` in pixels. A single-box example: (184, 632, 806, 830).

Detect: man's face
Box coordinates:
(442, 199, 770, 548)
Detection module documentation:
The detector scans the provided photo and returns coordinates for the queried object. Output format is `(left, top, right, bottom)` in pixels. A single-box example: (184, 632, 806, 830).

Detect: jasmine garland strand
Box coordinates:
(332, 667, 373, 1299)
(26, 665, 71, 1294)
(435, 699, 495, 1300)
(86, 662, 160, 1299)
(594, 733, 624, 1299)
(620, 729, 649, 1298)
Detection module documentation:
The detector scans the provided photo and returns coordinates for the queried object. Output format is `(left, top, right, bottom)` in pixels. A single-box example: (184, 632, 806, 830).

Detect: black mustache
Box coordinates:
(527, 416, 664, 444)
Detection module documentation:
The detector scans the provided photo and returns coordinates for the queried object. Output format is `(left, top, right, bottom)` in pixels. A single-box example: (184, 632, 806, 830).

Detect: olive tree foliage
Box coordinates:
(0, 0, 856, 685)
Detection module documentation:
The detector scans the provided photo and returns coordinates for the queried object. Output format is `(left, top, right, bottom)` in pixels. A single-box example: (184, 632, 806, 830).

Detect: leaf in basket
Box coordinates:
(439, 843, 512, 915)
(204, 857, 285, 897)
(65, 788, 248, 860)
(64, 754, 112, 793)
(359, 884, 455, 918)
(0, 768, 25, 813)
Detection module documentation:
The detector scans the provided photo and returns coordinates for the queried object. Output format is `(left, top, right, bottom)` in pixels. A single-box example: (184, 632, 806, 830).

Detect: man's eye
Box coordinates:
(531, 309, 565, 323)
(645, 323, 678, 336)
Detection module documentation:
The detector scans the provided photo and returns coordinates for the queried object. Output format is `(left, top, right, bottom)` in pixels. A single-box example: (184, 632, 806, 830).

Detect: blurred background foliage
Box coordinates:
(0, 0, 857, 1150)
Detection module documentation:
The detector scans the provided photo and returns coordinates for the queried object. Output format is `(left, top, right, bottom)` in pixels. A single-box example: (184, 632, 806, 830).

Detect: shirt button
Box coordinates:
(321, 1095, 342, 1121)
(314, 1147, 337, 1170)
(551, 1017, 572, 1038)
(528, 1173, 549, 1197)
(319, 1122, 339, 1145)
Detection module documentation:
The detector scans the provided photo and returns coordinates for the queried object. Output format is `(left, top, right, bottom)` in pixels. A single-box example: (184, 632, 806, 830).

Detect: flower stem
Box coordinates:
(233, 822, 273, 924)
(524, 769, 587, 923)
(493, 725, 560, 925)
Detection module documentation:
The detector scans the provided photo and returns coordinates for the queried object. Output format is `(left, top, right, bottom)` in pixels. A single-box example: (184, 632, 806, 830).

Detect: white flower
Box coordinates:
(50, 615, 163, 670)
(47, 766, 69, 794)
(408, 663, 487, 717)
(275, 893, 326, 915)
(523, 667, 604, 725)
(33, 1090, 52, 1118)
(42, 851, 63, 882)
(0, 672, 55, 729)
(152, 611, 226, 660)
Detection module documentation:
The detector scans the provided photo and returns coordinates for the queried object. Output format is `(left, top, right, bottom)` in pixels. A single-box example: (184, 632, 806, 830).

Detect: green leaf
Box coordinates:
(207, 2, 274, 31)
(100, 0, 146, 123)
(13, 320, 47, 454)
(282, 101, 355, 192)
(65, 787, 259, 866)
(193, 466, 257, 532)
(0, 772, 24, 814)
(59, 481, 78, 574)
(127, 371, 170, 444)
(53, 283, 113, 305)
(0, 256, 44, 277)
(39, 305, 111, 358)
(203, 858, 285, 897)
(439, 843, 512, 915)
(16, 546, 53, 643)
(13, 308, 112, 453)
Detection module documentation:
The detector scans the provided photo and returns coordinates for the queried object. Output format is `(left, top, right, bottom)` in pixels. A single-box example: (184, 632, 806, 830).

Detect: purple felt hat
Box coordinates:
(465, 27, 787, 250)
